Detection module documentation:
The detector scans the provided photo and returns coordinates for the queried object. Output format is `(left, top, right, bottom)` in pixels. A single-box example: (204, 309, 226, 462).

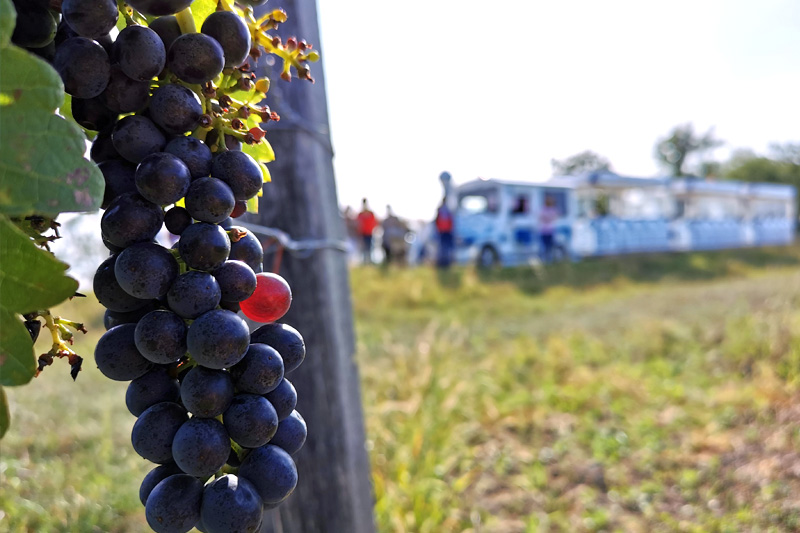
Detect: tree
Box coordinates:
(723, 145, 800, 188)
(551, 150, 612, 176)
(654, 123, 723, 176)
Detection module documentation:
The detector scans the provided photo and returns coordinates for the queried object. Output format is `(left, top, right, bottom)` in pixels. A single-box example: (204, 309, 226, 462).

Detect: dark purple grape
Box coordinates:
(97, 159, 137, 209)
(115, 242, 179, 299)
(223, 394, 278, 448)
(101, 192, 164, 248)
(172, 418, 230, 477)
(167, 33, 224, 84)
(237, 445, 298, 505)
(229, 343, 283, 395)
(135, 152, 192, 205)
(71, 96, 116, 132)
(250, 323, 306, 374)
(94, 255, 152, 313)
(164, 206, 192, 235)
(25, 40, 56, 62)
(126, 367, 181, 416)
(53, 37, 110, 98)
(149, 15, 181, 51)
(132, 402, 188, 464)
(127, 0, 194, 16)
(219, 300, 241, 313)
(139, 463, 183, 506)
(180, 366, 234, 418)
(134, 310, 187, 364)
(94, 324, 152, 381)
(211, 151, 263, 201)
(11, 3, 57, 48)
(213, 260, 256, 302)
(228, 227, 263, 273)
(165, 136, 212, 180)
(112, 115, 167, 164)
(265, 378, 297, 421)
(186, 310, 250, 369)
(200, 475, 263, 533)
(114, 25, 166, 81)
(91, 130, 120, 163)
(61, 0, 118, 39)
(103, 301, 159, 330)
(184, 177, 235, 224)
(149, 84, 203, 135)
(201, 11, 251, 68)
(145, 474, 203, 533)
(178, 223, 230, 271)
(167, 270, 221, 319)
(270, 410, 307, 455)
(102, 65, 151, 113)
(230, 201, 247, 218)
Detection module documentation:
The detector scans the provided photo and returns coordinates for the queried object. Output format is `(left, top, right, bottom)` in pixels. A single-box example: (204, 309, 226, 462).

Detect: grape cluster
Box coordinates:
(18, 0, 316, 531)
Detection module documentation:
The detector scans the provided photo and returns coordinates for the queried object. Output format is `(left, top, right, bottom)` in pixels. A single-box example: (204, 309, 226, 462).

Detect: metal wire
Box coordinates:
(239, 221, 349, 259)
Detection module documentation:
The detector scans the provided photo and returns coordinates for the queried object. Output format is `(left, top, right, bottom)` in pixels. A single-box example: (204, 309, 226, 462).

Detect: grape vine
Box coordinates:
(0, 0, 316, 530)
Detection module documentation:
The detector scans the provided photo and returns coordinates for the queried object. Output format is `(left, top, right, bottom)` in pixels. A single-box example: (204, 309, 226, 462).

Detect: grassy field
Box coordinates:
(4, 247, 800, 532)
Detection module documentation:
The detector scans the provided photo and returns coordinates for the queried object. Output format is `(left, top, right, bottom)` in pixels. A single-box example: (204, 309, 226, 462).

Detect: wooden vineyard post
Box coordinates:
(247, 2, 376, 532)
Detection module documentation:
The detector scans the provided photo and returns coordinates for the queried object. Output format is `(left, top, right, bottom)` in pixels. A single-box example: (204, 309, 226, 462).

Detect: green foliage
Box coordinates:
(0, 0, 14, 47)
(0, 38, 104, 216)
(724, 147, 800, 187)
(6, 248, 800, 529)
(0, 217, 78, 386)
(0, 0, 104, 438)
(655, 123, 722, 176)
(551, 150, 612, 176)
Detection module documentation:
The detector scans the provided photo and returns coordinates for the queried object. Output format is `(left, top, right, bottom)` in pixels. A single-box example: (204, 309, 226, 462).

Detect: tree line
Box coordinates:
(551, 124, 800, 199)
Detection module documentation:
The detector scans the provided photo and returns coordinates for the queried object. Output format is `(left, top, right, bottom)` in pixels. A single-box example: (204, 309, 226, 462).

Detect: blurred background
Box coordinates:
(4, 1, 800, 532)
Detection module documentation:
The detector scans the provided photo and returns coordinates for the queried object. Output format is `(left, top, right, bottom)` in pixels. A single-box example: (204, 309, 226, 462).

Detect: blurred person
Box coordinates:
(539, 194, 560, 263)
(342, 206, 361, 265)
(356, 198, 378, 265)
(435, 196, 455, 268)
(381, 205, 410, 266)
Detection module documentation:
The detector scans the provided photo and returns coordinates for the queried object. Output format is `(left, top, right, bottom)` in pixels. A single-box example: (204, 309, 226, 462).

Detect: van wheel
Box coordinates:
(477, 246, 499, 269)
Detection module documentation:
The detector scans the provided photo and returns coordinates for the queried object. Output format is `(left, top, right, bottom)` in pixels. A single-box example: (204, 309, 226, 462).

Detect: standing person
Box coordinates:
(356, 198, 378, 265)
(435, 197, 455, 268)
(539, 194, 560, 263)
(382, 205, 409, 266)
(342, 206, 360, 265)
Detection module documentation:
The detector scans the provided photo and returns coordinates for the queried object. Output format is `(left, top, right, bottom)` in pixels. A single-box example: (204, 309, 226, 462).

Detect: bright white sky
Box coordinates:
(317, 0, 800, 220)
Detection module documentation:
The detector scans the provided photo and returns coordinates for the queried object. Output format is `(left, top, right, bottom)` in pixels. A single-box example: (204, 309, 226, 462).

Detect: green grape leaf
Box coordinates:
(0, 0, 15, 48)
(246, 195, 259, 214)
(191, 0, 217, 29)
(0, 216, 78, 386)
(0, 16, 104, 217)
(0, 308, 35, 386)
(0, 108, 104, 216)
(0, 386, 9, 439)
(242, 140, 276, 165)
(0, 216, 79, 312)
(0, 46, 63, 111)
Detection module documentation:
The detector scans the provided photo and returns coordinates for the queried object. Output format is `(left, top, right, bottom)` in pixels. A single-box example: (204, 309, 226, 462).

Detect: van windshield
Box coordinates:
(458, 189, 499, 215)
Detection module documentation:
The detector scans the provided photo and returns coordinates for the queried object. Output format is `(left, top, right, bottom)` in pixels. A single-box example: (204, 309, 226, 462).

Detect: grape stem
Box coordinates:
(175, 7, 197, 34)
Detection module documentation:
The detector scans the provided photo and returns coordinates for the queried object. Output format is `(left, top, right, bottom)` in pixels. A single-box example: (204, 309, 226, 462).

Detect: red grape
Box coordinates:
(240, 273, 292, 323)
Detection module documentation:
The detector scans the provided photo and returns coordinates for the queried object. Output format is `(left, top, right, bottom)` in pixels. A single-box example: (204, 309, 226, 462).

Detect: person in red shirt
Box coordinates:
(356, 198, 378, 264)
(435, 197, 455, 268)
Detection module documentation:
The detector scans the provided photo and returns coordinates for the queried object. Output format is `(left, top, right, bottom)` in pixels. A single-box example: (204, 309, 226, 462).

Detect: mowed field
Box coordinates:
(4, 247, 800, 532)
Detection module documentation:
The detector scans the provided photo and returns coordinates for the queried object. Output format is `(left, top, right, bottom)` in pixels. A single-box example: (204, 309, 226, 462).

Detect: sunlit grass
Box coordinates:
(4, 246, 800, 532)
